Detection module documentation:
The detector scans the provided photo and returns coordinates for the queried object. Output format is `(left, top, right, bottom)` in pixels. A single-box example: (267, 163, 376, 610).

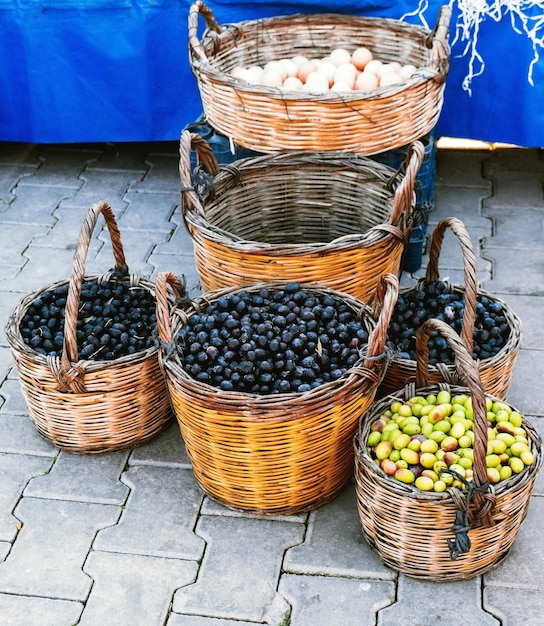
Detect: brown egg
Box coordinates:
(351, 47, 373, 70)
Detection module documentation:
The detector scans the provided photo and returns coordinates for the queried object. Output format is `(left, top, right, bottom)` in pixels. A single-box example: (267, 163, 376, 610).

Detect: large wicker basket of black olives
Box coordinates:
(379, 217, 522, 399)
(155, 271, 399, 515)
(4, 202, 174, 454)
(179, 130, 423, 304)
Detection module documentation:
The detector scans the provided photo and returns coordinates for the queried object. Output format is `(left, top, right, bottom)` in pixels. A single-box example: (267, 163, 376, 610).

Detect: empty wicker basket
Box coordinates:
(4, 202, 174, 453)
(156, 272, 399, 515)
(188, 1, 451, 155)
(180, 130, 423, 304)
(379, 217, 522, 399)
(354, 318, 542, 581)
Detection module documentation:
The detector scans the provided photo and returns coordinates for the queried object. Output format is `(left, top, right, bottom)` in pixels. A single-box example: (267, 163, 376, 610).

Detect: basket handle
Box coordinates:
(425, 4, 452, 81)
(415, 318, 488, 491)
(155, 271, 188, 345)
(188, 0, 222, 65)
(179, 129, 220, 219)
(56, 202, 128, 389)
(389, 140, 424, 230)
(424, 217, 478, 356)
(364, 273, 399, 366)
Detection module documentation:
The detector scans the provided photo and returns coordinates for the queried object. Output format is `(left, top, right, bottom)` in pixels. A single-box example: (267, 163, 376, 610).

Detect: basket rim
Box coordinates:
(4, 272, 161, 372)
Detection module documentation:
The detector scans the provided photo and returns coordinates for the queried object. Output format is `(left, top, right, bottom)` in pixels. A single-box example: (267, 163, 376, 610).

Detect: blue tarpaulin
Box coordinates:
(1, 0, 543, 146)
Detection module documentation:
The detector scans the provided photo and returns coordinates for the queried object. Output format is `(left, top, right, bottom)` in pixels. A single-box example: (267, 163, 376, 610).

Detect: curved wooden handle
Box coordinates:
(426, 4, 452, 81)
(188, 0, 222, 65)
(60, 201, 128, 373)
(389, 140, 425, 231)
(365, 273, 399, 365)
(425, 217, 478, 356)
(415, 318, 488, 489)
(155, 271, 187, 345)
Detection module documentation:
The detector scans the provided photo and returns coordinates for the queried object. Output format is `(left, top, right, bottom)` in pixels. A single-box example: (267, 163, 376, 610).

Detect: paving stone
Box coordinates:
(481, 247, 544, 295)
(0, 164, 39, 202)
(0, 593, 83, 626)
(279, 573, 395, 626)
(496, 294, 544, 350)
(130, 154, 180, 195)
(30, 207, 103, 254)
(0, 346, 16, 388)
(483, 496, 544, 590)
(433, 185, 491, 226)
(484, 586, 544, 626)
(80, 550, 197, 625)
(0, 453, 53, 541)
(0, 291, 29, 339)
(94, 465, 205, 559)
(168, 615, 254, 626)
(284, 484, 394, 580)
(0, 542, 9, 561)
(0, 246, 76, 293)
(129, 419, 191, 467)
(504, 350, 544, 416)
(483, 148, 544, 176)
(377, 575, 499, 626)
(435, 150, 491, 188)
(67, 169, 144, 212)
(0, 184, 73, 224)
(173, 515, 304, 622)
(121, 191, 179, 230)
(85, 142, 155, 171)
(482, 207, 544, 249)
(0, 414, 58, 457)
(148, 252, 203, 298)
(16, 147, 100, 188)
(201, 497, 306, 524)
(483, 173, 544, 211)
(0, 222, 48, 266)
(0, 497, 118, 599)
(0, 143, 41, 166)
(23, 451, 130, 505)
(526, 417, 544, 496)
(0, 377, 31, 415)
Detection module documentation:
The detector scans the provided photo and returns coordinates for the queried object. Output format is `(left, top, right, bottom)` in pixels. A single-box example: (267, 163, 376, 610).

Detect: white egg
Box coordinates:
(291, 55, 309, 67)
(329, 48, 352, 67)
(363, 59, 383, 75)
(264, 60, 287, 80)
(317, 61, 337, 86)
(281, 76, 304, 91)
(278, 58, 298, 78)
(355, 71, 379, 91)
(399, 64, 418, 80)
(230, 66, 252, 82)
(245, 65, 265, 84)
(331, 80, 353, 92)
(302, 71, 330, 93)
(333, 65, 356, 89)
(379, 72, 403, 87)
(377, 62, 402, 79)
(260, 69, 284, 88)
(297, 60, 319, 83)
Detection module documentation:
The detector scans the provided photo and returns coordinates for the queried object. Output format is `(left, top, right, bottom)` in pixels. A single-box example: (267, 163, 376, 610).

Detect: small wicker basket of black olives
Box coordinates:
(155, 271, 399, 515)
(379, 217, 522, 399)
(4, 201, 175, 454)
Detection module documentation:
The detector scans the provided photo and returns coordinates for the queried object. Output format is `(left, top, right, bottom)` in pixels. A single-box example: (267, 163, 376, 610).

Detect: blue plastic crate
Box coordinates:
(183, 114, 261, 170)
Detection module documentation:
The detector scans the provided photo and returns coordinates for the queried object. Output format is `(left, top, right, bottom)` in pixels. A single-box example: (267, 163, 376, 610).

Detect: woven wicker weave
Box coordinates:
(188, 1, 451, 154)
(156, 272, 399, 515)
(354, 318, 542, 581)
(4, 202, 174, 453)
(180, 130, 423, 303)
(379, 217, 522, 399)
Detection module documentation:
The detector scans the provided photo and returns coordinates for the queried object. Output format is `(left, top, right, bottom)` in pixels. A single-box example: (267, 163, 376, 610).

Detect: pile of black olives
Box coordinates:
(19, 279, 157, 361)
(176, 283, 370, 394)
(387, 280, 511, 364)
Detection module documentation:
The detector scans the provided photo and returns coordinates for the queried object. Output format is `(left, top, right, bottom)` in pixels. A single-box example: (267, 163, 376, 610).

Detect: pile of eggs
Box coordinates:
(229, 47, 418, 93)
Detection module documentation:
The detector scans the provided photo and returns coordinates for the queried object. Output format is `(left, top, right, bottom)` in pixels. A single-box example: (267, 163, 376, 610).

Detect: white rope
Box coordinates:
(402, 0, 544, 94)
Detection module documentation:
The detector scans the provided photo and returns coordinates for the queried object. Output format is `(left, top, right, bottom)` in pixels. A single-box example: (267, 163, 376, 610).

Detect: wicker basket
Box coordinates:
(379, 217, 522, 399)
(156, 272, 399, 515)
(354, 318, 542, 581)
(188, 1, 451, 155)
(180, 130, 423, 304)
(4, 202, 174, 454)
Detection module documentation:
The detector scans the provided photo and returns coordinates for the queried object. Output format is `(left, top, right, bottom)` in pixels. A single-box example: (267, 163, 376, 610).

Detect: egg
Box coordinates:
(281, 76, 304, 91)
(329, 48, 352, 67)
(230, 65, 252, 82)
(331, 80, 353, 92)
(379, 72, 403, 87)
(297, 60, 319, 83)
(363, 59, 383, 75)
(333, 65, 356, 89)
(351, 47, 373, 70)
(317, 61, 337, 86)
(260, 69, 284, 88)
(302, 71, 330, 93)
(278, 58, 298, 78)
(246, 65, 265, 84)
(399, 64, 418, 80)
(355, 71, 379, 91)
(377, 62, 402, 79)
(264, 60, 287, 80)
(291, 55, 309, 67)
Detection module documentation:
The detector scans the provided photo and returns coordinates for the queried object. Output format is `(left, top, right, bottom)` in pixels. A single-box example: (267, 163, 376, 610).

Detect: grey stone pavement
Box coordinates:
(0, 140, 543, 626)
